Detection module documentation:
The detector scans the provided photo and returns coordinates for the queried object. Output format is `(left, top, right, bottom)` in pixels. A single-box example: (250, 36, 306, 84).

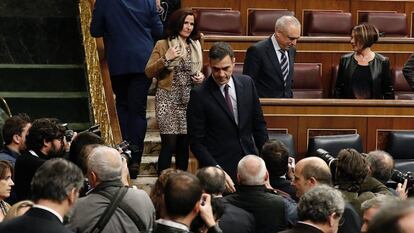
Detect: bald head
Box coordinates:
(237, 155, 267, 185)
(196, 166, 226, 195)
(300, 157, 332, 184)
(88, 145, 122, 182)
(293, 157, 332, 197)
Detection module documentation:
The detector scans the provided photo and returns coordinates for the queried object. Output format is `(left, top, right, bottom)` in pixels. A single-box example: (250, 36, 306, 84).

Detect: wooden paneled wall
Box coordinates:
(183, 0, 414, 36)
(261, 99, 414, 159)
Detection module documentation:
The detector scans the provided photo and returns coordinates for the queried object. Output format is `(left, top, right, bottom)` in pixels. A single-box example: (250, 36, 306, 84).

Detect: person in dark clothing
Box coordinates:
(225, 155, 287, 233)
(14, 118, 66, 201)
(292, 157, 362, 233)
(90, 0, 163, 177)
(334, 23, 394, 99)
(196, 166, 255, 233)
(261, 139, 297, 199)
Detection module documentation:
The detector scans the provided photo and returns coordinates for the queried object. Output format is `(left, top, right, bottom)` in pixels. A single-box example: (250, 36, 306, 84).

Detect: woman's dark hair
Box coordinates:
(352, 23, 379, 49)
(0, 160, 13, 180)
(165, 8, 200, 42)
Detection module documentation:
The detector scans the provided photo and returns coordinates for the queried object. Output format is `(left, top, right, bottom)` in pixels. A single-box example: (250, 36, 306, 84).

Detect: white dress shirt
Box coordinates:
(219, 77, 238, 125)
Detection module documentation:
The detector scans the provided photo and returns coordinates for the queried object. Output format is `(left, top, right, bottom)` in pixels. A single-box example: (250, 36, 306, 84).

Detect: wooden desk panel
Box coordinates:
(261, 99, 414, 159)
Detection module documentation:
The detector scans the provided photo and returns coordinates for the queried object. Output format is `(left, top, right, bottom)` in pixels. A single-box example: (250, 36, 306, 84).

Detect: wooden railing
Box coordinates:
(78, 0, 122, 145)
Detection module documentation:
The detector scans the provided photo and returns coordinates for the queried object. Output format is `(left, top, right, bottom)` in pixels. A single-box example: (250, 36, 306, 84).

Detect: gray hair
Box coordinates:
(367, 200, 414, 233)
(88, 145, 122, 181)
(275, 15, 301, 32)
(237, 155, 267, 185)
(361, 194, 398, 213)
(298, 185, 345, 223)
(366, 150, 394, 184)
(31, 158, 84, 202)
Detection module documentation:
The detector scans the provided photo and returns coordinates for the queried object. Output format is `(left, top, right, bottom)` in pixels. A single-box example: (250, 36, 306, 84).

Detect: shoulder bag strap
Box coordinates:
(89, 187, 128, 233)
(95, 187, 147, 232)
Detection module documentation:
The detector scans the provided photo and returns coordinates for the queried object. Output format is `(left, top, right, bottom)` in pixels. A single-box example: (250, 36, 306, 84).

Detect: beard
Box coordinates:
(47, 143, 65, 158)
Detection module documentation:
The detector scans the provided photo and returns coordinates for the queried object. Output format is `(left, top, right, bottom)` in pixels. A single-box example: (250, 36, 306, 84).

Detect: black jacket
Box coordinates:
(14, 150, 47, 201)
(334, 52, 394, 99)
(225, 185, 287, 233)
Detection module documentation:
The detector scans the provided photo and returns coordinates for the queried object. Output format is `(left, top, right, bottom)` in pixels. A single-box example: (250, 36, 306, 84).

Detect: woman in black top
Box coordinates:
(334, 23, 394, 99)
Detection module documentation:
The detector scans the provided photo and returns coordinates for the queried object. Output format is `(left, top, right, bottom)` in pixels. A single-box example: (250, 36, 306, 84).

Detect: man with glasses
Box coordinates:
(243, 15, 301, 98)
(14, 118, 67, 201)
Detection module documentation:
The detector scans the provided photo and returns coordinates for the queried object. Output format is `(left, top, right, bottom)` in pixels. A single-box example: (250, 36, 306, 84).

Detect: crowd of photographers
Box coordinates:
(0, 114, 414, 233)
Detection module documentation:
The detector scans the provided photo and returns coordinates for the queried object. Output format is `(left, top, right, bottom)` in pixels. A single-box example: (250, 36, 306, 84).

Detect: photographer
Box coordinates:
(367, 150, 409, 199)
(334, 148, 392, 216)
(14, 118, 67, 201)
(154, 172, 222, 233)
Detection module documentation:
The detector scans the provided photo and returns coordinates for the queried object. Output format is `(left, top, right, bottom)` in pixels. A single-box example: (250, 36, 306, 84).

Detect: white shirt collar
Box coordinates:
(271, 34, 282, 51)
(156, 219, 189, 231)
(33, 204, 64, 223)
(219, 76, 235, 93)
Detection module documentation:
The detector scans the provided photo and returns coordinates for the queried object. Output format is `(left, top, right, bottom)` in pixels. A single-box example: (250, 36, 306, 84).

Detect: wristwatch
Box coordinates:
(163, 55, 171, 67)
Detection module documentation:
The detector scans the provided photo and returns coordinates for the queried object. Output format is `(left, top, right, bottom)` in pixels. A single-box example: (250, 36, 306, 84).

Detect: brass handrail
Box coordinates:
(78, 0, 122, 145)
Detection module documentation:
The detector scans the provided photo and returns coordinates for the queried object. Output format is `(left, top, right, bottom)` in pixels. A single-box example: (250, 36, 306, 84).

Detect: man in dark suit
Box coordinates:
(292, 157, 362, 233)
(243, 16, 301, 98)
(90, 0, 163, 177)
(153, 172, 222, 233)
(225, 155, 287, 233)
(187, 42, 268, 191)
(0, 158, 84, 233)
(14, 118, 67, 201)
(279, 185, 345, 233)
(196, 167, 256, 233)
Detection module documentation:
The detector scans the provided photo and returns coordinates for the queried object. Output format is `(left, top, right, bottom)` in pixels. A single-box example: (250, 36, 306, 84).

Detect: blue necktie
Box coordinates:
(279, 49, 289, 84)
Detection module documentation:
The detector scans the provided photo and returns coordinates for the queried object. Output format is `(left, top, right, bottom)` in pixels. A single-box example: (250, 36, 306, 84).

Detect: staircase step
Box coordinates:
(132, 175, 158, 194)
(4, 97, 91, 126)
(0, 17, 83, 64)
(0, 0, 78, 17)
(0, 64, 87, 92)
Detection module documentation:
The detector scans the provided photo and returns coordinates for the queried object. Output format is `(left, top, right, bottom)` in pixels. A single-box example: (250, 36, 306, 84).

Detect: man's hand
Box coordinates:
(396, 179, 408, 200)
(223, 170, 236, 193)
(199, 193, 216, 228)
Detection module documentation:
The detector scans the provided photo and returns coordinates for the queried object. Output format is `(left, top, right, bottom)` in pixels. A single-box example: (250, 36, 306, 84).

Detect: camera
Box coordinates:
(62, 124, 101, 143)
(315, 148, 337, 174)
(391, 169, 414, 190)
(115, 140, 132, 163)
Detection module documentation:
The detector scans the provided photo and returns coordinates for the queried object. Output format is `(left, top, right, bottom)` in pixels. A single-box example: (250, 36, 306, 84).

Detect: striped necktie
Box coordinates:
(279, 49, 289, 84)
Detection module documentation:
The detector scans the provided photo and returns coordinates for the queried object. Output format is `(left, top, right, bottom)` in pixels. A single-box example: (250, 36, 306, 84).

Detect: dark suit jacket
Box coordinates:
(243, 37, 296, 98)
(278, 222, 324, 233)
(334, 52, 394, 99)
(403, 53, 414, 90)
(14, 150, 47, 201)
(187, 74, 268, 180)
(338, 203, 361, 233)
(218, 197, 255, 233)
(0, 207, 72, 233)
(225, 185, 287, 233)
(90, 0, 163, 75)
(153, 222, 190, 233)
